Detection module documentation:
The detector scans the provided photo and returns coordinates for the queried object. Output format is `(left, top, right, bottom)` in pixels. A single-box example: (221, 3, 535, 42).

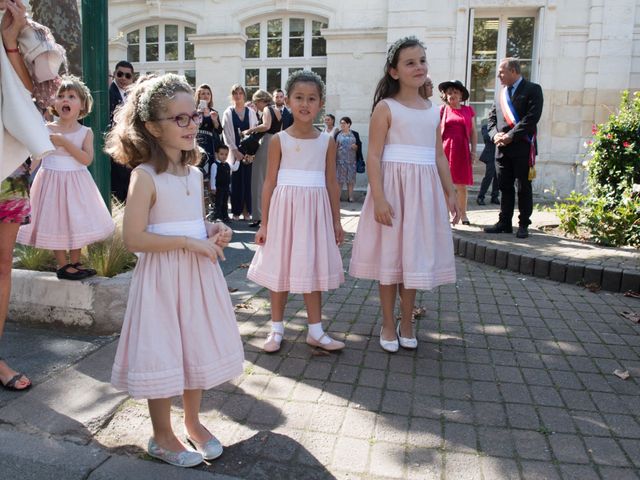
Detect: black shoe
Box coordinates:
(516, 226, 529, 238)
(476, 197, 486, 205)
(72, 263, 97, 277)
(56, 264, 90, 281)
(484, 223, 513, 234)
(490, 197, 500, 205)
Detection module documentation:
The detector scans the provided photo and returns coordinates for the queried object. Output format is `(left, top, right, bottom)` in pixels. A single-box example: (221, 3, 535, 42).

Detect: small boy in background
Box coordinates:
(212, 144, 233, 223)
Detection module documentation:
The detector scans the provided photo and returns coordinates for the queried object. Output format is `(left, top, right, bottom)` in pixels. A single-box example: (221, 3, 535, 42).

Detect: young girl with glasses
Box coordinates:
(106, 73, 244, 468)
(17, 76, 115, 280)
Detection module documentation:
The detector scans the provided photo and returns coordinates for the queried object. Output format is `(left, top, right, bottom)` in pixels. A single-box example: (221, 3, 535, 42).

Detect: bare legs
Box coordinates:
(0, 223, 30, 388)
(148, 389, 211, 452)
(379, 283, 417, 341)
(54, 248, 82, 270)
(455, 184, 469, 222)
(269, 290, 322, 327)
(347, 182, 355, 202)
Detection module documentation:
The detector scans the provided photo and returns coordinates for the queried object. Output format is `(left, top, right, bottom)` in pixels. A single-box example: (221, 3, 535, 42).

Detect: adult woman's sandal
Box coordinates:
(0, 358, 32, 391)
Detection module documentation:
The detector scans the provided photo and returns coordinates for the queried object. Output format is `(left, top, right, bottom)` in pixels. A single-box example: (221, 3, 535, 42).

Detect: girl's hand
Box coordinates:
(242, 128, 252, 136)
(350, 143, 358, 151)
(471, 151, 477, 164)
(448, 191, 461, 225)
(373, 197, 394, 226)
(334, 221, 345, 246)
(1, 0, 27, 47)
(255, 224, 267, 245)
(185, 237, 224, 262)
(210, 110, 219, 121)
(49, 133, 67, 147)
(214, 223, 232, 248)
(233, 149, 244, 162)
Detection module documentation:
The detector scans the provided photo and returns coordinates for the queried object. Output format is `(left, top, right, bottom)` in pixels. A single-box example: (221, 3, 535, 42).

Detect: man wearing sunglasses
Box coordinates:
(109, 60, 135, 202)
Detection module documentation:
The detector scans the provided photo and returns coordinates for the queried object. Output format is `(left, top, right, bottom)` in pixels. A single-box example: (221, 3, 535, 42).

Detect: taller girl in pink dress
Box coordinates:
(349, 37, 459, 353)
(248, 70, 345, 354)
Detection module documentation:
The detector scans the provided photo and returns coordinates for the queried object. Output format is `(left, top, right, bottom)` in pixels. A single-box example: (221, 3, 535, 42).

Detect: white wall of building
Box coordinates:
(107, 0, 640, 196)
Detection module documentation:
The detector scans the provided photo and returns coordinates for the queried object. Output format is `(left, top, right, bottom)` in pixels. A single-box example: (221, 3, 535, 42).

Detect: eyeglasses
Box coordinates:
(116, 71, 133, 79)
(156, 111, 203, 127)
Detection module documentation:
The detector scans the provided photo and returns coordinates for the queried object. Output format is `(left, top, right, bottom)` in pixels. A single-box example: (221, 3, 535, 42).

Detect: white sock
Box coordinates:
(308, 323, 330, 344)
(271, 321, 284, 334)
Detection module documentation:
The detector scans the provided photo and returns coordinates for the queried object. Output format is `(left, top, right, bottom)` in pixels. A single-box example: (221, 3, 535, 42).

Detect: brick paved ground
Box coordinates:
(95, 224, 640, 480)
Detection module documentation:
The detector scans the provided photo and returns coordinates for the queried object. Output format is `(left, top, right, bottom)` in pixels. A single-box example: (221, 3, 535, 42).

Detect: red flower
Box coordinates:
(623, 141, 631, 148)
(591, 124, 598, 135)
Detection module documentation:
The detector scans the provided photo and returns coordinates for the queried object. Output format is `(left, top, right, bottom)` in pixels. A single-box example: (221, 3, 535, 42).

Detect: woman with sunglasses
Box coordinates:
(221, 84, 258, 221)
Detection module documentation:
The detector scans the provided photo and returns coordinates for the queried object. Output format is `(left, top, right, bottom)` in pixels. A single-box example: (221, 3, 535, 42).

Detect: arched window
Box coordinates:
(243, 16, 328, 99)
(125, 23, 197, 85)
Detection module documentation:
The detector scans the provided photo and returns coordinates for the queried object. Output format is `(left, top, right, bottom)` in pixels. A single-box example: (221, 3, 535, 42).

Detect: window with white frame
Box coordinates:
(467, 13, 538, 136)
(126, 23, 197, 86)
(243, 16, 328, 99)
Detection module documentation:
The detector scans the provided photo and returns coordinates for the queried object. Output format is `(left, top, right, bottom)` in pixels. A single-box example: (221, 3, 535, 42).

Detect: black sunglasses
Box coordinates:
(116, 71, 133, 79)
(156, 111, 203, 128)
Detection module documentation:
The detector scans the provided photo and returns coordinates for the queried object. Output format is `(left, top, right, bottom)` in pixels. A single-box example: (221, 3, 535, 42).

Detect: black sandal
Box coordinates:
(56, 263, 90, 280)
(0, 358, 31, 391)
(73, 263, 97, 277)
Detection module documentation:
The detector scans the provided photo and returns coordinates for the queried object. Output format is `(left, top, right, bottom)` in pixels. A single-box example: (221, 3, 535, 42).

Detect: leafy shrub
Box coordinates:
(84, 199, 136, 277)
(555, 91, 640, 248)
(13, 244, 56, 271)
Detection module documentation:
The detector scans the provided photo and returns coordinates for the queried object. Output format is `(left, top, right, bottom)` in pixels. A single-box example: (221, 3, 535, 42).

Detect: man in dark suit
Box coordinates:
(109, 61, 135, 202)
(484, 57, 543, 239)
(273, 88, 293, 129)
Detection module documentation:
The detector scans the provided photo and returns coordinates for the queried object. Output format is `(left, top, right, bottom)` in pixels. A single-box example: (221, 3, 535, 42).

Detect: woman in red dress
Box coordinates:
(438, 80, 477, 225)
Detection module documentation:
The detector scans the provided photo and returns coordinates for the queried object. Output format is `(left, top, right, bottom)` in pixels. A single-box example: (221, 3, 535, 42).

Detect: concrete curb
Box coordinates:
(9, 269, 131, 333)
(0, 427, 242, 480)
(452, 231, 640, 293)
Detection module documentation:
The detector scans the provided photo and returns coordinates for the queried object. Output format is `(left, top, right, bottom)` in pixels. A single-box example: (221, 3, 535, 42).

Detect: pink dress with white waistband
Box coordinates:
(111, 164, 244, 399)
(247, 131, 344, 293)
(349, 98, 456, 289)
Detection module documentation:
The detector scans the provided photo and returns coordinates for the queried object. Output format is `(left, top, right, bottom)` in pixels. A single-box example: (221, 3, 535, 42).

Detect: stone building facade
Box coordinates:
(107, 0, 640, 195)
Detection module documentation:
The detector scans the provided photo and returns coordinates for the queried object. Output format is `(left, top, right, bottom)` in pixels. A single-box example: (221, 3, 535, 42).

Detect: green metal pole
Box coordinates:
(81, 0, 111, 209)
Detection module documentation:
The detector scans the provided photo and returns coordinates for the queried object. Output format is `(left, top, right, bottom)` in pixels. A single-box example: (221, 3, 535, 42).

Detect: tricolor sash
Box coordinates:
(500, 86, 537, 175)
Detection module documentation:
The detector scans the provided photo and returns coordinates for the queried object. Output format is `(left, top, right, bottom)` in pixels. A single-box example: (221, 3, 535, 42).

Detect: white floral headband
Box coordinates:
(387, 36, 426, 64)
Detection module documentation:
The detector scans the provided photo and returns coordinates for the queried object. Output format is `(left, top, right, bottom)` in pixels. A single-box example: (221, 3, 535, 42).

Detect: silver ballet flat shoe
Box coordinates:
(396, 322, 418, 350)
(379, 326, 399, 353)
(147, 438, 203, 468)
(185, 427, 224, 461)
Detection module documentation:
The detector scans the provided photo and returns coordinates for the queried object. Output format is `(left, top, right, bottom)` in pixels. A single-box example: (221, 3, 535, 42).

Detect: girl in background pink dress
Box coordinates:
(248, 70, 345, 353)
(106, 74, 244, 468)
(349, 37, 459, 353)
(438, 80, 477, 225)
(17, 76, 114, 280)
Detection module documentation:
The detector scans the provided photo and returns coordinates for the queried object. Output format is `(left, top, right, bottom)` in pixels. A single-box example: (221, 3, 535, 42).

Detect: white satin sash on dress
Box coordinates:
(277, 168, 325, 187)
(381, 144, 436, 165)
(42, 155, 87, 171)
(146, 219, 207, 240)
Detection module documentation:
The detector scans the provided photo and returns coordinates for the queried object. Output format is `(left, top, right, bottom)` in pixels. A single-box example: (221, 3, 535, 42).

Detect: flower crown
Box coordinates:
(386, 36, 425, 65)
(137, 73, 188, 121)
